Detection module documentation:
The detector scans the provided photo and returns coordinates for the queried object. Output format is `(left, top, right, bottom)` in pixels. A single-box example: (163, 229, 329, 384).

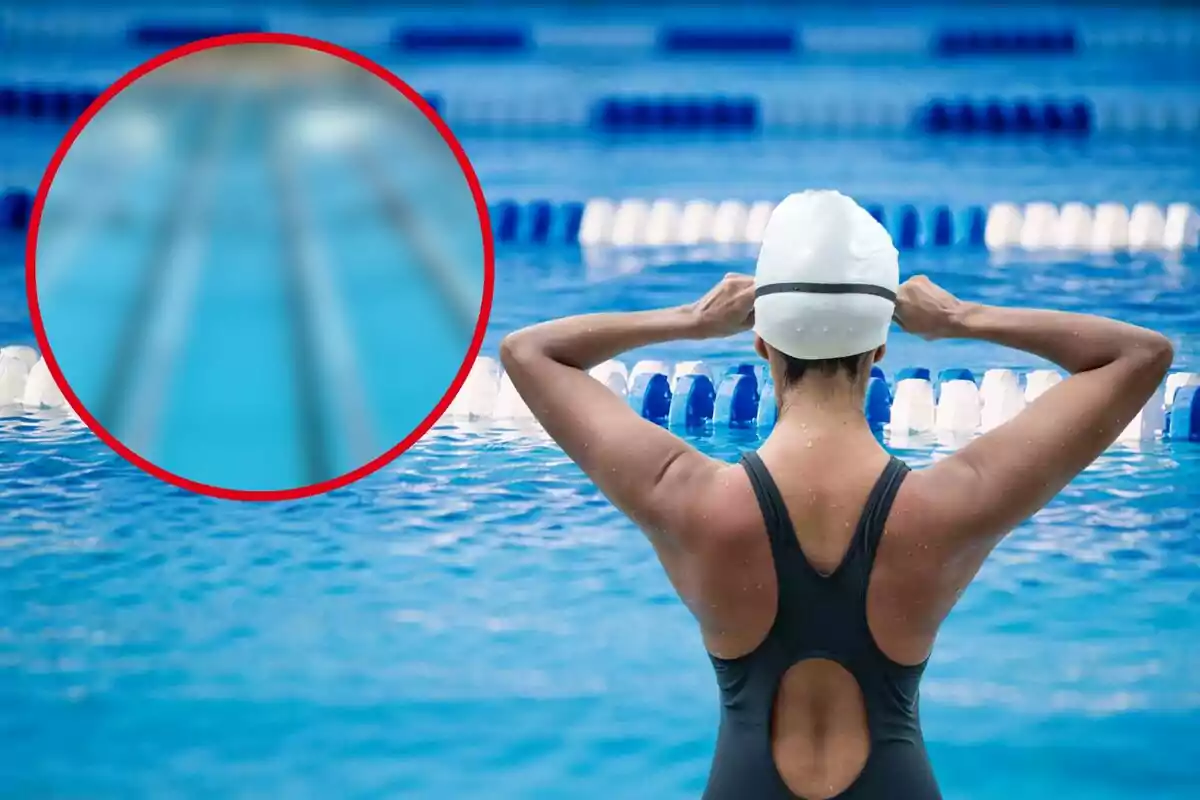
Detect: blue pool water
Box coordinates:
(3, 7, 1200, 799)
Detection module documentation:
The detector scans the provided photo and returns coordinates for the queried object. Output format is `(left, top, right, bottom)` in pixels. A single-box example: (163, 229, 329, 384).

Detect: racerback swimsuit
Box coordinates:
(703, 452, 941, 799)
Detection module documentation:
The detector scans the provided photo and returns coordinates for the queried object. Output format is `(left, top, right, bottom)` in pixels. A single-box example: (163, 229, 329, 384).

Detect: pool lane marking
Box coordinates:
(278, 136, 379, 475)
(119, 98, 234, 460)
(269, 107, 333, 484)
(94, 95, 226, 443)
(270, 107, 378, 483)
(351, 145, 478, 342)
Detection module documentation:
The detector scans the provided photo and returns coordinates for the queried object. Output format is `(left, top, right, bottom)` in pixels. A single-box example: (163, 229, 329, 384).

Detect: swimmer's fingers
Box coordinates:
(694, 272, 756, 337)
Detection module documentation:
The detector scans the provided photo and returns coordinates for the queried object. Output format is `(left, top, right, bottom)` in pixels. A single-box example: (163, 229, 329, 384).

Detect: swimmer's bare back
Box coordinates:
(500, 274, 1173, 798)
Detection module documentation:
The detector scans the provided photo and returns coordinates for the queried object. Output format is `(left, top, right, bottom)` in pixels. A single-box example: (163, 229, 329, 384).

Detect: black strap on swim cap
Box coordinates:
(754, 282, 897, 303)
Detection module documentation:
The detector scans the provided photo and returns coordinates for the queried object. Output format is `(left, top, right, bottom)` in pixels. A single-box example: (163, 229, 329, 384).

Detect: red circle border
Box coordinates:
(24, 31, 496, 503)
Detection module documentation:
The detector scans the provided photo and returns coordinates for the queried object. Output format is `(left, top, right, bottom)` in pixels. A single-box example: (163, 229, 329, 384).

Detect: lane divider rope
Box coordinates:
(6, 348, 1198, 445)
(3, 14, 1199, 57)
(6, 192, 1198, 253)
(2, 84, 1197, 139)
(451, 357, 1200, 443)
(448, 356, 1200, 444)
(566, 199, 1200, 252)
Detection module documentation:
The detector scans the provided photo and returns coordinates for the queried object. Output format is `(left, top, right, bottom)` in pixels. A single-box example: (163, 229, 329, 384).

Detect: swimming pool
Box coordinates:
(2, 6, 1199, 799)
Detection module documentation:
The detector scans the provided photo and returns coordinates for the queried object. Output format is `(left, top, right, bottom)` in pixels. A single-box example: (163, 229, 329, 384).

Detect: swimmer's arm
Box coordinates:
(499, 307, 728, 550)
(906, 292, 1173, 558)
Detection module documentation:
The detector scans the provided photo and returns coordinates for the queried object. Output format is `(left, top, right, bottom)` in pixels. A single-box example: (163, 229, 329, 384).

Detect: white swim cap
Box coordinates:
(753, 190, 899, 360)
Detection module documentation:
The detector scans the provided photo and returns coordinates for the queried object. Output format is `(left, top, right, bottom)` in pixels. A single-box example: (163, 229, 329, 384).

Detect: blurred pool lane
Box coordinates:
(30, 81, 484, 491)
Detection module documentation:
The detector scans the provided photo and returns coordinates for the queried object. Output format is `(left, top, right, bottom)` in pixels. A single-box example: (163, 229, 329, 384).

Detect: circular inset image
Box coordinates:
(28, 34, 493, 500)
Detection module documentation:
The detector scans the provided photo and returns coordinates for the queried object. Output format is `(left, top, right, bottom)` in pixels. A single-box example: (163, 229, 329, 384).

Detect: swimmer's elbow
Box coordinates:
(1120, 331, 1174, 387)
(499, 329, 542, 372)
(1141, 333, 1174, 377)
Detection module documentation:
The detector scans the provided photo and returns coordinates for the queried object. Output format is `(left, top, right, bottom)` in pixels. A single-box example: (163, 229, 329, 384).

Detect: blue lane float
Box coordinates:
(0, 189, 33, 233)
(715, 371, 760, 429)
(394, 26, 529, 53)
(0, 85, 99, 122)
(592, 96, 760, 133)
(864, 376, 893, 430)
(659, 27, 797, 54)
(891, 205, 921, 250)
(489, 200, 584, 245)
(492, 201, 520, 243)
(927, 206, 954, 247)
(934, 28, 1078, 57)
(1167, 386, 1200, 442)
(915, 97, 1092, 136)
(128, 21, 264, 46)
(957, 206, 988, 247)
(669, 374, 717, 429)
(629, 372, 673, 425)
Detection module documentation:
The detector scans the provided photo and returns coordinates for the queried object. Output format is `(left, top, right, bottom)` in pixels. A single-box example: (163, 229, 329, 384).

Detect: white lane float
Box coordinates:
(567, 199, 1196, 253)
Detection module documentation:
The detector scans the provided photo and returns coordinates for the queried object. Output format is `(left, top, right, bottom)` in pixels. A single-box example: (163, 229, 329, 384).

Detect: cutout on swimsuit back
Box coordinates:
(771, 658, 870, 799)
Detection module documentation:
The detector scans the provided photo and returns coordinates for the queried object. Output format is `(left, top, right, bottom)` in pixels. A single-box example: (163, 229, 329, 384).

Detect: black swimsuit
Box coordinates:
(703, 452, 941, 800)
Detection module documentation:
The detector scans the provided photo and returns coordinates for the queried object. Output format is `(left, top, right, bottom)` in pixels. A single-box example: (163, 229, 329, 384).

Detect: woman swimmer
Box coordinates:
(499, 190, 1172, 799)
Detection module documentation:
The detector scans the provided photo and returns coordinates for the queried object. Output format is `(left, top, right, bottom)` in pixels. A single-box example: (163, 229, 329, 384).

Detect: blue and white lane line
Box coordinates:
(5, 12, 1200, 57)
(275, 123, 379, 480)
(119, 98, 231, 460)
(6, 345, 1200, 446)
(445, 356, 1200, 445)
(20, 191, 1200, 254)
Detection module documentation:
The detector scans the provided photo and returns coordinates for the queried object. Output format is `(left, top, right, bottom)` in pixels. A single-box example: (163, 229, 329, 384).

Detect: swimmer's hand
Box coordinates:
(690, 273, 757, 338)
(893, 276, 973, 341)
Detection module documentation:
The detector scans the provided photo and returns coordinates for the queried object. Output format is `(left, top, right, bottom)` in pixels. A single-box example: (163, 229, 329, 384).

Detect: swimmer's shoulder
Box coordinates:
(879, 461, 972, 559)
(666, 458, 763, 554)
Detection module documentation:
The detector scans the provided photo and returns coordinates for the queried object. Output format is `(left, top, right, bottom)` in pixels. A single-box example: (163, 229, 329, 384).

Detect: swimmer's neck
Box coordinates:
(773, 378, 873, 438)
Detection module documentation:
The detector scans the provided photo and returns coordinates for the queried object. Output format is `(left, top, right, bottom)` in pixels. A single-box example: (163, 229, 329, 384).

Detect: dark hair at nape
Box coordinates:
(780, 351, 874, 386)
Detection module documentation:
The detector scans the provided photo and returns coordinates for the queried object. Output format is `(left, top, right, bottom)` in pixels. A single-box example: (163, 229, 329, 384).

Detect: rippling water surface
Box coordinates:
(4, 218, 1200, 800)
(0, 411, 1198, 799)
